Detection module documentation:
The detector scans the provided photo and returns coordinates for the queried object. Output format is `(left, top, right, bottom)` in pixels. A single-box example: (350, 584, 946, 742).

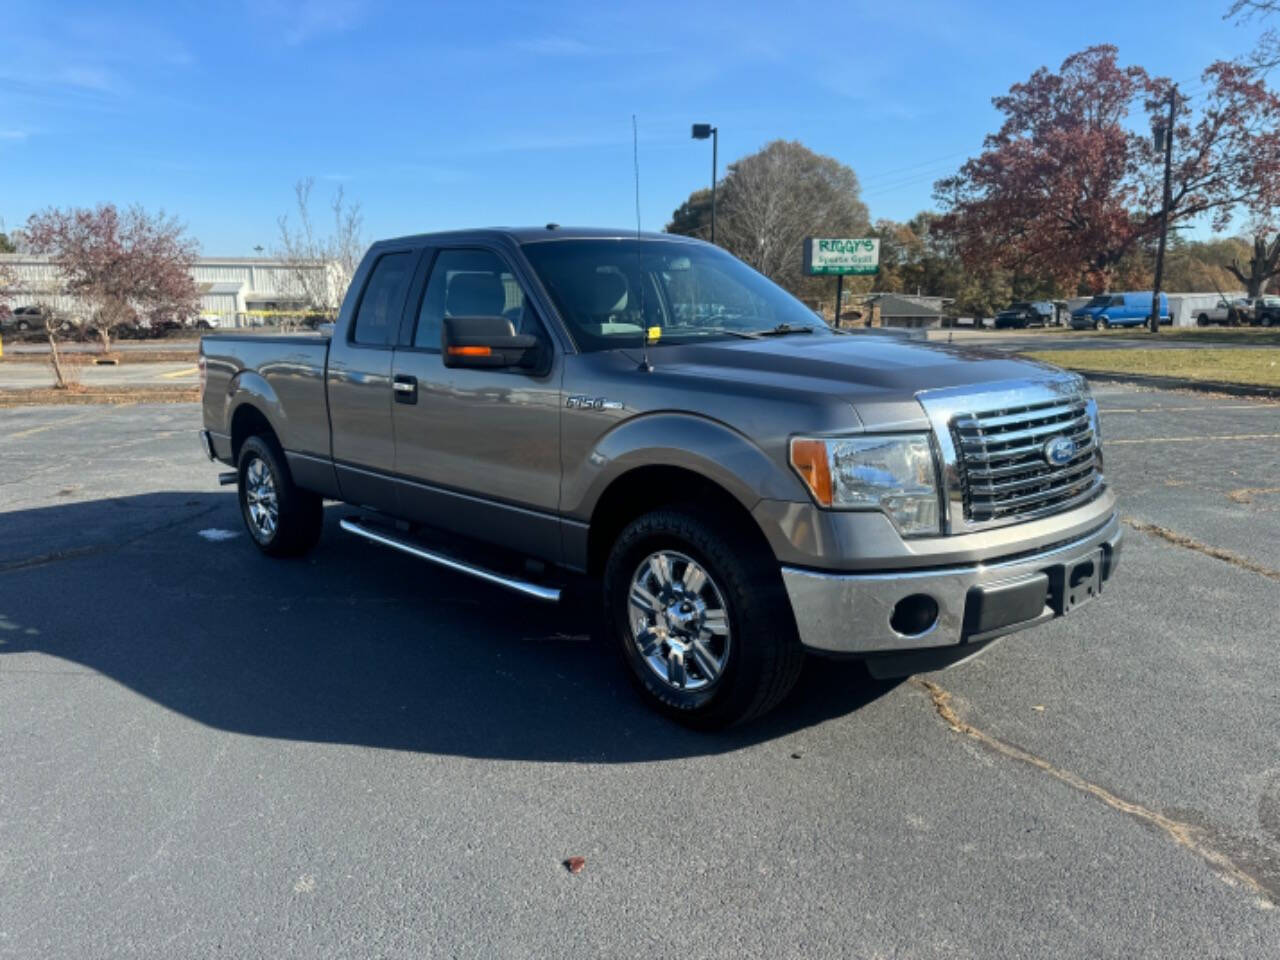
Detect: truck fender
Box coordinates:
(224, 370, 288, 457)
(563, 411, 809, 522)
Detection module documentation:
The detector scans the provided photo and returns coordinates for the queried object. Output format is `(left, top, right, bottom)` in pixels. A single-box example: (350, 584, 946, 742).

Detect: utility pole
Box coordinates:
(1150, 84, 1177, 335)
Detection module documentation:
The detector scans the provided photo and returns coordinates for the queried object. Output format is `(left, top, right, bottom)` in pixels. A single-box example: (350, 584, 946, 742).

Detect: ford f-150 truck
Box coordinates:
(199, 227, 1120, 727)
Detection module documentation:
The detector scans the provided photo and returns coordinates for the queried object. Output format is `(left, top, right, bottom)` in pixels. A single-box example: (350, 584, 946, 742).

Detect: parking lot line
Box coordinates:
(5, 410, 106, 441)
(159, 366, 199, 380)
(1101, 404, 1279, 414)
(1108, 433, 1280, 444)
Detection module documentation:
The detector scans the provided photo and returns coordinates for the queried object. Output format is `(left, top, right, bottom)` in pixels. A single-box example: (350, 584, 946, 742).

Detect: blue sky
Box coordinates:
(0, 0, 1259, 254)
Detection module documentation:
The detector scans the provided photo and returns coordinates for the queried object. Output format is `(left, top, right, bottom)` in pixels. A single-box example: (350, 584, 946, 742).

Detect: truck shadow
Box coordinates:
(0, 493, 899, 763)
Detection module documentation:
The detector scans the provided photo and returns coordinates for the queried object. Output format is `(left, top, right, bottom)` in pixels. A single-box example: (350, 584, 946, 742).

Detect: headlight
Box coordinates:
(790, 434, 941, 535)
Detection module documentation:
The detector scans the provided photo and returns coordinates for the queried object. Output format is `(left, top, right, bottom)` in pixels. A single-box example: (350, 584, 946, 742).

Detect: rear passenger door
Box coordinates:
(327, 246, 421, 512)
(389, 245, 564, 561)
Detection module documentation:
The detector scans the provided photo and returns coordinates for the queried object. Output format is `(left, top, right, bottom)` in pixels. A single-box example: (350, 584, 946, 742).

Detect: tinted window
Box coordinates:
(414, 249, 537, 350)
(521, 239, 832, 353)
(1111, 296, 1125, 306)
(352, 252, 413, 346)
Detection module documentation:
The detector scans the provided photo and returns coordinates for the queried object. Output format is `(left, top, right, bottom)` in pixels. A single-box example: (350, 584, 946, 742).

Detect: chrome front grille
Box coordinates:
(950, 394, 1101, 524)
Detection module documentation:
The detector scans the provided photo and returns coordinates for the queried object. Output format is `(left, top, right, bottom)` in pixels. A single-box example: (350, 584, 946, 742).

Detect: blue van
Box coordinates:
(1070, 292, 1170, 329)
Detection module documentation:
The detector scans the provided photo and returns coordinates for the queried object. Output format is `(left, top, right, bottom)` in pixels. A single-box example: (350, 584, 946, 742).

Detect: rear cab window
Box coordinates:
(352, 252, 414, 346)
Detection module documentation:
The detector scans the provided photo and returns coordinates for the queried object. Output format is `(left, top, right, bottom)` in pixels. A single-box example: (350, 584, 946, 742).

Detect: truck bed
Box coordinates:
(200, 333, 332, 462)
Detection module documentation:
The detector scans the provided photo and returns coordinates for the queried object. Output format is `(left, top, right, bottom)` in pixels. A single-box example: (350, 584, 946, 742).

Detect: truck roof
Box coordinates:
(369, 226, 700, 248)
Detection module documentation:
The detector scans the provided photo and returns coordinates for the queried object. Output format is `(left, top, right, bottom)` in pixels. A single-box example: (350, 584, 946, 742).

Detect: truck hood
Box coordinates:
(648, 332, 1074, 426)
(657, 332, 1067, 391)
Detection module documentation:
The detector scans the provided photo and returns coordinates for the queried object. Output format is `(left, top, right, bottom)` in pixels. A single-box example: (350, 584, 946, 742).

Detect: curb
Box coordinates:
(1075, 370, 1280, 400)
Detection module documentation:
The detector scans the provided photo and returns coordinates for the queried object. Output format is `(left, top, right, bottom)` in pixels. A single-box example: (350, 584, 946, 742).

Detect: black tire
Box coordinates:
(602, 506, 804, 729)
(236, 434, 323, 557)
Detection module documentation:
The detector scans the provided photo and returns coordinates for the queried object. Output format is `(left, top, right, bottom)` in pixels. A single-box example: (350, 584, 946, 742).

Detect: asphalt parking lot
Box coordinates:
(2, 385, 1278, 958)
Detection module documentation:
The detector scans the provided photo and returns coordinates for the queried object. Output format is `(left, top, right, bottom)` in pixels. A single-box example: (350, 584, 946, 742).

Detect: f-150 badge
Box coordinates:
(566, 396, 624, 411)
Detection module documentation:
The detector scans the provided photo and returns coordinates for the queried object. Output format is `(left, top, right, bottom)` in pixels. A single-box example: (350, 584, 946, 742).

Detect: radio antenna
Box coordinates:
(633, 115, 642, 235)
(633, 113, 652, 372)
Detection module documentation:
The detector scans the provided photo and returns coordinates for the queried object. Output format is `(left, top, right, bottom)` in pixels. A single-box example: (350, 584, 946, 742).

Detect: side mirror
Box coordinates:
(442, 315, 544, 370)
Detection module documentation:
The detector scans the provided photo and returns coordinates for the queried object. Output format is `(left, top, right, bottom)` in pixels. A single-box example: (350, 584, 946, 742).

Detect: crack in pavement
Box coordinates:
(1228, 486, 1280, 505)
(912, 677, 1277, 909)
(1122, 517, 1280, 582)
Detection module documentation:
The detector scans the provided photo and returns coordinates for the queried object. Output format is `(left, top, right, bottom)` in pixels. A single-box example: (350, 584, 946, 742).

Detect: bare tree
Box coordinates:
(714, 141, 870, 296)
(22, 277, 76, 388)
(1228, 2, 1280, 71)
(276, 178, 364, 317)
(1226, 232, 1280, 295)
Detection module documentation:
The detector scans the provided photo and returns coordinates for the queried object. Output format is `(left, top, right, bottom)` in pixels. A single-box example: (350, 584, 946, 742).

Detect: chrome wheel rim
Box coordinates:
(244, 456, 279, 540)
(628, 550, 730, 693)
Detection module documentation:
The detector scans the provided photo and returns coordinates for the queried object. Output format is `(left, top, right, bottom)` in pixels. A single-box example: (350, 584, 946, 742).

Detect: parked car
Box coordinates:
(3, 305, 49, 332)
(200, 227, 1120, 728)
(1071, 292, 1170, 329)
(1195, 297, 1252, 326)
(993, 301, 1053, 329)
(1251, 296, 1280, 326)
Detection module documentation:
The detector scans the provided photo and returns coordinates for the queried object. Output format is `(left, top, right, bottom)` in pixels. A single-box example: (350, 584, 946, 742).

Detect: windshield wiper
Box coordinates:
(681, 326, 763, 340)
(758, 323, 817, 336)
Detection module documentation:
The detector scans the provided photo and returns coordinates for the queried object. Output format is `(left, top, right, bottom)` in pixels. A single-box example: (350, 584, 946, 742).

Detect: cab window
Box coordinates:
(413, 249, 541, 351)
(352, 252, 414, 347)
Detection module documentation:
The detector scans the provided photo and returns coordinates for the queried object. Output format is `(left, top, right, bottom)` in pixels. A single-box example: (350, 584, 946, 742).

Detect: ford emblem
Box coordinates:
(1043, 435, 1076, 466)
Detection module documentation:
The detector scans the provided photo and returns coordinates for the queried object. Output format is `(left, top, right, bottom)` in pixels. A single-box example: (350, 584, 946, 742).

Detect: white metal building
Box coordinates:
(0, 254, 338, 327)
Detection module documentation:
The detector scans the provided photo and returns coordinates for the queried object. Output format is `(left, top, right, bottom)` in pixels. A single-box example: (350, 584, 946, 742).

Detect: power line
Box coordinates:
(857, 148, 977, 185)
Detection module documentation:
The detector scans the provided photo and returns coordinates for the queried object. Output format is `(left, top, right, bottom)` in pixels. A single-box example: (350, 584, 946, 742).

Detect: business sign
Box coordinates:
(804, 237, 880, 276)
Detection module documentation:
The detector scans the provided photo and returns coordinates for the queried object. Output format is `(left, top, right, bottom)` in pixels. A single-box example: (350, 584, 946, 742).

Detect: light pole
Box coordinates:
(691, 123, 717, 244)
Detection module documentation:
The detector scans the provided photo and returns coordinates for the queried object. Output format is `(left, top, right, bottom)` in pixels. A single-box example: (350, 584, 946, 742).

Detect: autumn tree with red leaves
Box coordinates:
(24, 204, 200, 353)
(933, 46, 1280, 296)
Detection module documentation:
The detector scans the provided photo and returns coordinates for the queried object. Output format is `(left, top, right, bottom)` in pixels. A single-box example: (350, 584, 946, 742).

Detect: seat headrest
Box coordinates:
(593, 271, 629, 314)
(446, 273, 505, 317)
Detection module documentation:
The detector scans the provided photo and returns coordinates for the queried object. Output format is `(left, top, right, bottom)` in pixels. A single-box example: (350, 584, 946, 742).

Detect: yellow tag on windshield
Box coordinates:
(646, 326, 662, 342)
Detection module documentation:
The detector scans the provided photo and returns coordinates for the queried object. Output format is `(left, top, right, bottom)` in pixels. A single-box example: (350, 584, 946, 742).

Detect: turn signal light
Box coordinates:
(790, 439, 833, 506)
(447, 345, 493, 357)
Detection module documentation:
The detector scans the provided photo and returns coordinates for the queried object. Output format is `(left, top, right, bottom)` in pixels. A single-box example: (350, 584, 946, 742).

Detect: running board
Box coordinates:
(339, 518, 561, 602)
(218, 471, 238, 486)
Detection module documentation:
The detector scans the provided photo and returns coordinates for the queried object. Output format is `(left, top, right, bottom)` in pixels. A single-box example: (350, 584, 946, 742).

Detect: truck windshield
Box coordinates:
(521, 238, 835, 352)
(1085, 295, 1111, 308)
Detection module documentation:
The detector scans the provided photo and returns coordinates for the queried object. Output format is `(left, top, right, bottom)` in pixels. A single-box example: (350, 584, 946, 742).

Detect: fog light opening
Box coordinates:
(891, 594, 940, 637)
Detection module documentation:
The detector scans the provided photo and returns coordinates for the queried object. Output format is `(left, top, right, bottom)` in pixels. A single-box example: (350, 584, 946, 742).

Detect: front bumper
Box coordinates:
(782, 512, 1122, 656)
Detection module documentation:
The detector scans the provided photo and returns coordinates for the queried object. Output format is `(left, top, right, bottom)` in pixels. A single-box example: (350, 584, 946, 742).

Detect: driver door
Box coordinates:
(390, 246, 564, 562)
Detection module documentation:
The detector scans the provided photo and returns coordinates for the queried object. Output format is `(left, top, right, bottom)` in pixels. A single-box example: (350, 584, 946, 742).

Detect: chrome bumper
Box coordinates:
(782, 513, 1122, 655)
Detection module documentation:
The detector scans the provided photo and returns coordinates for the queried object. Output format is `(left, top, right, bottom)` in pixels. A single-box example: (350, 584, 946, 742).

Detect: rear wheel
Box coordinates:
(603, 507, 803, 728)
(237, 435, 323, 557)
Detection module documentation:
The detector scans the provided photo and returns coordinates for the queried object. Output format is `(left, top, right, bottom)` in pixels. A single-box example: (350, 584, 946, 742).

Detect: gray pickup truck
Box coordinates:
(199, 226, 1120, 727)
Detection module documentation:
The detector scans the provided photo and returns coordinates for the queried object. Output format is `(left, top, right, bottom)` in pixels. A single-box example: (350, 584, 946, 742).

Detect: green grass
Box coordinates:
(1025, 347, 1280, 388)
(980, 325, 1280, 345)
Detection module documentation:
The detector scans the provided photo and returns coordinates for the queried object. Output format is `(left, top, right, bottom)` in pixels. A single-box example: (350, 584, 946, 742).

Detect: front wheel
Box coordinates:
(603, 507, 804, 728)
(1098, 317, 1109, 330)
(237, 435, 323, 557)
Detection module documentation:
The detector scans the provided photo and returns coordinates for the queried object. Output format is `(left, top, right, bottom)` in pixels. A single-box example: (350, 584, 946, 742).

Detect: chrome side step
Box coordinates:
(339, 518, 561, 602)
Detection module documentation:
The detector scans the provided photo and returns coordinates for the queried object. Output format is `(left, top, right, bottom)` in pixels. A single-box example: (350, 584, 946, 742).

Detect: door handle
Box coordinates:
(393, 374, 417, 404)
